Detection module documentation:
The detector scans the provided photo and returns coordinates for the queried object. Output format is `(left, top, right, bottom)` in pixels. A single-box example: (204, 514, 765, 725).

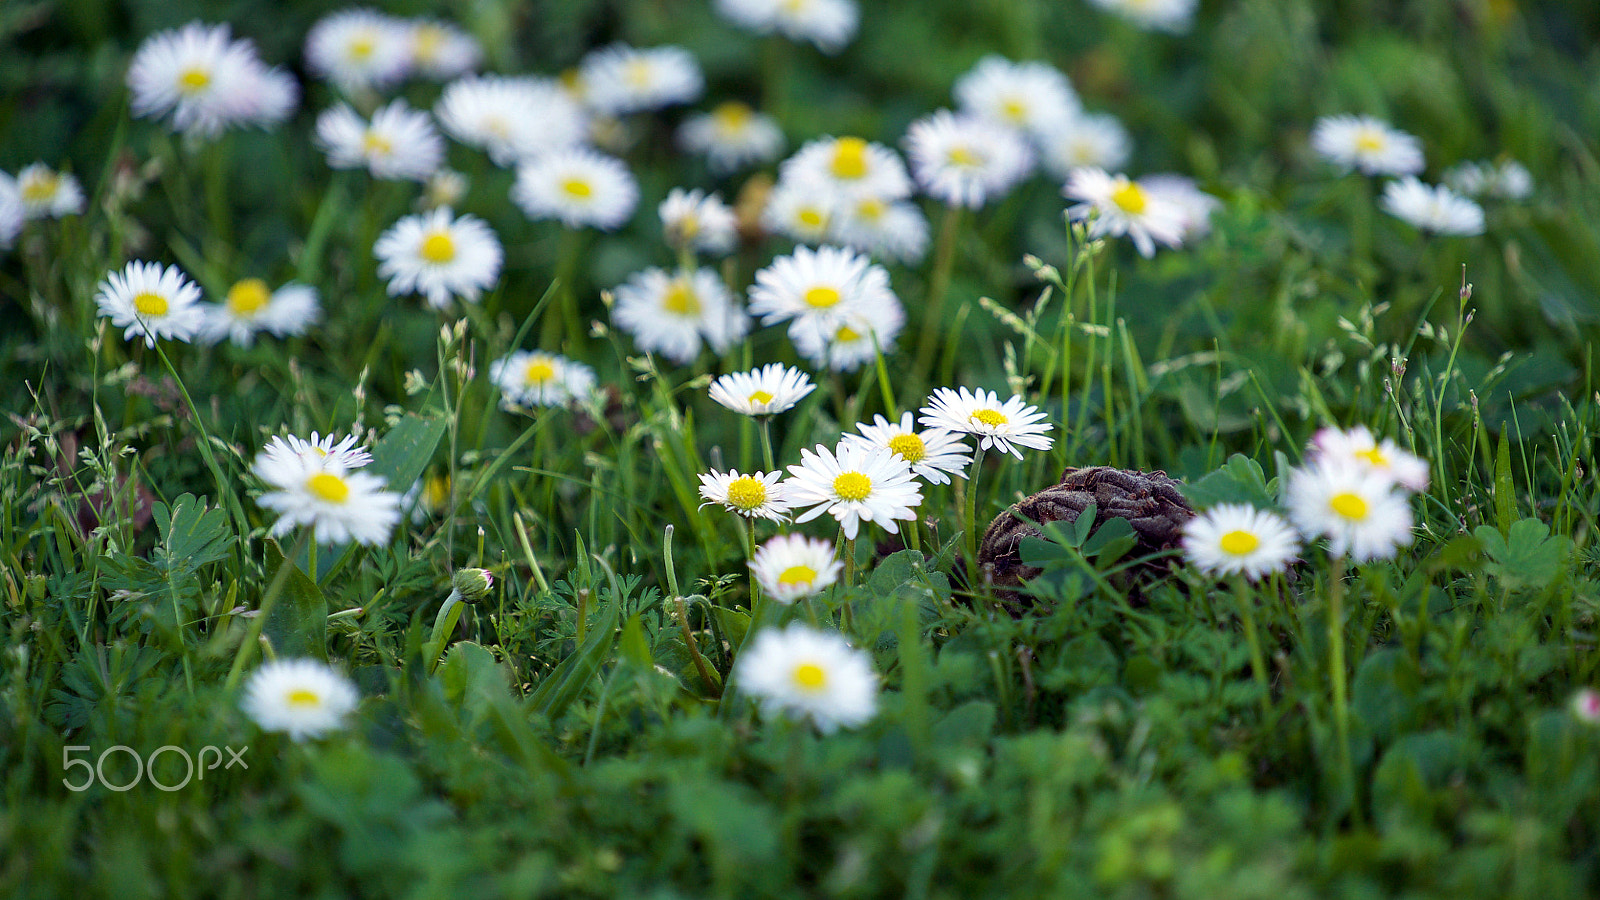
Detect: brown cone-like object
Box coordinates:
(977, 466, 1194, 614)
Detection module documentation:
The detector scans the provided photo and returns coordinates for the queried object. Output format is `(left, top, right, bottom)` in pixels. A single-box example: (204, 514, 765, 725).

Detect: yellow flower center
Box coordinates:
(1218, 530, 1261, 556)
(624, 59, 653, 89)
(969, 409, 1008, 428)
(225, 279, 271, 317)
(887, 433, 926, 463)
(676, 214, 700, 238)
(285, 688, 322, 707)
(778, 564, 818, 587)
(947, 146, 981, 168)
(725, 475, 768, 511)
(133, 292, 169, 317)
(793, 662, 827, 690)
(419, 231, 456, 264)
(713, 101, 752, 131)
(1356, 447, 1388, 467)
(177, 67, 210, 93)
(832, 471, 872, 501)
(561, 177, 593, 199)
(797, 207, 827, 230)
(1354, 130, 1385, 153)
(424, 474, 451, 509)
(830, 137, 870, 180)
(804, 286, 841, 308)
(524, 358, 557, 385)
(1111, 180, 1148, 215)
(662, 281, 701, 315)
(747, 390, 775, 406)
(856, 198, 885, 222)
(413, 25, 443, 62)
(306, 472, 351, 504)
(362, 129, 392, 157)
(1000, 98, 1028, 123)
(1328, 491, 1369, 522)
(348, 35, 375, 61)
(20, 172, 57, 204)
(835, 323, 861, 342)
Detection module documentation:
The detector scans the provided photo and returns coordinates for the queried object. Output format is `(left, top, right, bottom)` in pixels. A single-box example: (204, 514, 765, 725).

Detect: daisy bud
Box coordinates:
(451, 567, 495, 603)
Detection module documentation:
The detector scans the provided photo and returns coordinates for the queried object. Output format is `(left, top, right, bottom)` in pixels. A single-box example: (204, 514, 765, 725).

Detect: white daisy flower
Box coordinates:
(0, 179, 23, 249)
(1086, 0, 1199, 33)
(1035, 111, 1133, 180)
(747, 244, 895, 335)
(784, 441, 922, 539)
(1285, 461, 1413, 562)
(780, 135, 913, 203)
(708, 363, 816, 416)
(240, 658, 360, 742)
(918, 387, 1055, 460)
(14, 164, 84, 219)
(488, 350, 597, 409)
(1444, 159, 1533, 201)
(904, 109, 1035, 209)
(844, 413, 973, 485)
(749, 534, 844, 603)
(1309, 425, 1429, 493)
(200, 278, 319, 346)
(402, 472, 452, 522)
(953, 55, 1080, 139)
(229, 63, 299, 130)
(1063, 167, 1188, 258)
(828, 196, 929, 264)
(1378, 177, 1485, 236)
(406, 18, 482, 80)
(611, 266, 749, 365)
(734, 623, 878, 732)
(304, 8, 412, 94)
(257, 431, 373, 472)
(421, 169, 468, 211)
(678, 101, 785, 174)
(93, 260, 205, 347)
(126, 22, 273, 137)
(1142, 174, 1221, 240)
(316, 100, 443, 181)
(1182, 504, 1301, 580)
(434, 75, 587, 167)
(578, 43, 703, 116)
(1309, 114, 1425, 177)
(374, 207, 503, 309)
(789, 296, 905, 373)
(698, 469, 793, 522)
(512, 147, 638, 230)
(254, 440, 401, 546)
(761, 176, 840, 244)
(660, 188, 738, 256)
(713, 0, 860, 53)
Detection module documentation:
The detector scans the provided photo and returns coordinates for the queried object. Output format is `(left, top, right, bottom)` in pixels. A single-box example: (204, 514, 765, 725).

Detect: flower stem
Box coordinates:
(1234, 576, 1271, 719)
(1328, 557, 1357, 813)
(915, 205, 964, 385)
(964, 446, 987, 587)
(758, 416, 776, 473)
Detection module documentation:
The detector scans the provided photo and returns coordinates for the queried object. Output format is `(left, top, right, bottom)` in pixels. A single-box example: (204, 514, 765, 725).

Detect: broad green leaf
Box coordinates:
(529, 600, 619, 721)
(712, 607, 751, 650)
(262, 538, 328, 661)
(152, 493, 233, 571)
(369, 412, 449, 496)
(1182, 453, 1274, 510)
(1352, 648, 1422, 743)
(619, 613, 653, 668)
(1473, 518, 1572, 591)
(1494, 433, 1514, 536)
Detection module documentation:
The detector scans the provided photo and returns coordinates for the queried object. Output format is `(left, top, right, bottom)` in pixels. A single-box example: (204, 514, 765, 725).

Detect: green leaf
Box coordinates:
(152, 493, 233, 572)
(1182, 453, 1275, 509)
(619, 613, 653, 668)
(931, 701, 996, 748)
(712, 607, 751, 651)
(529, 600, 619, 722)
(1494, 433, 1514, 536)
(262, 539, 328, 661)
(369, 412, 449, 498)
(1352, 648, 1421, 743)
(1082, 516, 1137, 563)
(1473, 518, 1572, 591)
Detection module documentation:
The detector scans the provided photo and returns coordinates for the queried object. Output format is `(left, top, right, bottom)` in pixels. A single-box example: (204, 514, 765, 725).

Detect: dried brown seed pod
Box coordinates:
(977, 465, 1194, 614)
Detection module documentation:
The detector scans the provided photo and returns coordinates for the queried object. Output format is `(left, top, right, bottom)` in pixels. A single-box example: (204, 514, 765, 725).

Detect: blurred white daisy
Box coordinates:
(1035, 111, 1133, 180)
(1182, 504, 1300, 581)
(200, 278, 319, 346)
(1309, 114, 1424, 177)
(406, 18, 481, 80)
(434, 75, 587, 166)
(918, 387, 1054, 459)
(749, 534, 844, 604)
(1379, 177, 1485, 236)
(789, 297, 905, 373)
(488, 350, 597, 409)
(735, 623, 878, 732)
(1087, 0, 1199, 33)
(512, 147, 638, 230)
(1572, 688, 1600, 725)
(126, 22, 281, 138)
(578, 43, 703, 116)
(845, 412, 972, 485)
(374, 207, 502, 309)
(316, 100, 443, 181)
(241, 658, 360, 742)
(780, 135, 913, 202)
(403, 472, 452, 522)
(953, 55, 1080, 139)
(14, 164, 84, 219)
(828, 196, 929, 264)
(713, 0, 860, 53)
(257, 431, 373, 472)
(904, 109, 1035, 209)
(1064, 167, 1187, 258)
(1286, 461, 1413, 562)
(784, 441, 922, 539)
(698, 469, 793, 522)
(0, 179, 23, 249)
(1309, 425, 1429, 493)
(1142, 174, 1221, 240)
(305, 8, 411, 94)
(255, 439, 401, 546)
(611, 266, 749, 365)
(678, 101, 785, 173)
(708, 363, 816, 416)
(1444, 159, 1533, 201)
(229, 63, 299, 130)
(421, 169, 468, 211)
(660, 187, 738, 256)
(94, 260, 205, 347)
(761, 176, 839, 244)
(747, 245, 895, 336)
